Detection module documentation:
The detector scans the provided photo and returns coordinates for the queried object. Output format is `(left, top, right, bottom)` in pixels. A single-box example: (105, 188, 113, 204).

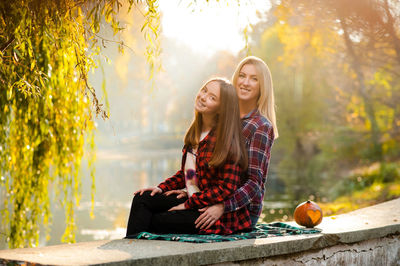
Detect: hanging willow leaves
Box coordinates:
(141, 0, 162, 90)
(0, 0, 162, 248)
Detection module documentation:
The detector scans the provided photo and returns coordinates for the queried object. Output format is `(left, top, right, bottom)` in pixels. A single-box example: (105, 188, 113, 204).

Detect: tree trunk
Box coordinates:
(383, 0, 400, 65)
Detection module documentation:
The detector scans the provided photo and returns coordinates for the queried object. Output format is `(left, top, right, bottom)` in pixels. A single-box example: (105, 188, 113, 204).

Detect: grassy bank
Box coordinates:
(319, 161, 400, 216)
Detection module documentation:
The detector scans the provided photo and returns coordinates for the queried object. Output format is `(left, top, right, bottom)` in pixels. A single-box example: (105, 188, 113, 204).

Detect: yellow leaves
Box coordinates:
(105, 5, 114, 23)
(310, 33, 324, 55)
(368, 69, 393, 97)
(274, 1, 294, 21)
(7, 85, 13, 100)
(388, 183, 400, 198)
(242, 25, 251, 56)
(140, 0, 162, 90)
(64, 8, 70, 19)
(273, 1, 343, 68)
(277, 21, 339, 66)
(77, 6, 82, 18)
(274, 22, 309, 66)
(2, 2, 94, 248)
(26, 38, 33, 59)
(30, 61, 35, 71)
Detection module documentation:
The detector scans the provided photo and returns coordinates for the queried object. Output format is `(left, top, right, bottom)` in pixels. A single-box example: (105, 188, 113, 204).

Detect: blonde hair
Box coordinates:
(232, 56, 279, 139)
(184, 78, 248, 170)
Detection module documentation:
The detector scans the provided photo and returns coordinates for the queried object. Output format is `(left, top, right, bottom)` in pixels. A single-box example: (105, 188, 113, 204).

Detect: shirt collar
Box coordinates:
(242, 109, 260, 120)
(183, 128, 216, 153)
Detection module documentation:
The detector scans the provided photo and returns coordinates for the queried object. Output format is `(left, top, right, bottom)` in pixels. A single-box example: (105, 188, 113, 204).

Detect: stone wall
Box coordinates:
(214, 235, 400, 266)
(0, 198, 399, 266)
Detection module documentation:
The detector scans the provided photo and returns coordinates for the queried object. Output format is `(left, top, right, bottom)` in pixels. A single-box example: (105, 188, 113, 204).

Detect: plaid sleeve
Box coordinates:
(223, 124, 274, 213)
(158, 169, 185, 192)
(184, 162, 240, 209)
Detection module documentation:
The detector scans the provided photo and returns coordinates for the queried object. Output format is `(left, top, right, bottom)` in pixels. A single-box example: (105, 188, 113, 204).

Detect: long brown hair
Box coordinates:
(184, 78, 248, 170)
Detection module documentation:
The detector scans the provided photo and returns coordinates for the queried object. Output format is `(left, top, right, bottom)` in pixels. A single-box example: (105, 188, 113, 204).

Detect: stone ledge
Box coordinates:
(0, 198, 399, 266)
(213, 235, 400, 266)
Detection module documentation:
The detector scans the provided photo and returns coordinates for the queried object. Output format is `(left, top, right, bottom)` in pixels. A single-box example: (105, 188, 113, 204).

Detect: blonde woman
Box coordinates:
(126, 78, 251, 236)
(194, 56, 278, 229)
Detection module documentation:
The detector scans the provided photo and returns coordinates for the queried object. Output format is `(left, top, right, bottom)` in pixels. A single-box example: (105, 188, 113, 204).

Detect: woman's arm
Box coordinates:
(157, 169, 185, 192)
(223, 124, 274, 212)
(183, 162, 240, 209)
(158, 147, 188, 192)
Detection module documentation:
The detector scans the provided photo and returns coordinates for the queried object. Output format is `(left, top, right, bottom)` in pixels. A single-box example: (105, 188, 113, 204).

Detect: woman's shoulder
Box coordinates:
(245, 112, 273, 133)
(242, 112, 274, 146)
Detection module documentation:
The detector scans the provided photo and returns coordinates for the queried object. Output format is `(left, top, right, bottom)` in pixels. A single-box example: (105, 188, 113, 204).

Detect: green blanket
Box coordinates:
(126, 222, 322, 243)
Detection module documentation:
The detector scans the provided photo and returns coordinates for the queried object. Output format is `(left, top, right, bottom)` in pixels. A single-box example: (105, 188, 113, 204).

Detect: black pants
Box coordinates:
(125, 191, 200, 237)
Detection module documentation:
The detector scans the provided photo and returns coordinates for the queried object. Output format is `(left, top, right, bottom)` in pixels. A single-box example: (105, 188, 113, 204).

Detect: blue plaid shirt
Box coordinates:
(223, 109, 275, 226)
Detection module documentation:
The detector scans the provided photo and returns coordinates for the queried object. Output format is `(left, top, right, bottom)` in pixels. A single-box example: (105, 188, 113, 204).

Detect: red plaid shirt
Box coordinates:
(158, 129, 252, 235)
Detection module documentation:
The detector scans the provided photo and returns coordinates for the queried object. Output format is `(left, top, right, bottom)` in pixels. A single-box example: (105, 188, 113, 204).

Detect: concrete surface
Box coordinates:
(0, 198, 399, 266)
(213, 235, 400, 266)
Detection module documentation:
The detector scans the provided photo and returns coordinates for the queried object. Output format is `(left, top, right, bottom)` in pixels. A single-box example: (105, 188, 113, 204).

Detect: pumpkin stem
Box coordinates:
(306, 200, 311, 203)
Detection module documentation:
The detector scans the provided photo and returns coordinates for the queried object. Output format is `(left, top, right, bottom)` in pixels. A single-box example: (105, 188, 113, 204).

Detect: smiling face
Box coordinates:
(236, 63, 260, 108)
(194, 80, 221, 116)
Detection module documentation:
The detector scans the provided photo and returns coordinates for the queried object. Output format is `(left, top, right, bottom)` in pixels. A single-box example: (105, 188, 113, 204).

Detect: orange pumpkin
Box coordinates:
(294, 200, 323, 228)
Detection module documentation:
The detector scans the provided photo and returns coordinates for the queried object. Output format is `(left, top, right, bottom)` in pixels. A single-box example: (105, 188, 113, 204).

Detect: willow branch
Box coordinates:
(1, 36, 15, 53)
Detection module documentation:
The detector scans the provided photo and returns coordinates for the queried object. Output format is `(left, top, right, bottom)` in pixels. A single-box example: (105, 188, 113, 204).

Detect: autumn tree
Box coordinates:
(246, 0, 400, 201)
(250, 21, 336, 198)
(273, 0, 400, 162)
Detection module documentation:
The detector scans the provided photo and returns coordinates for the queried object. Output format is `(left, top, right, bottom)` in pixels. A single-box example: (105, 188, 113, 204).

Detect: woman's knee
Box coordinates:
(133, 191, 153, 204)
(133, 191, 167, 209)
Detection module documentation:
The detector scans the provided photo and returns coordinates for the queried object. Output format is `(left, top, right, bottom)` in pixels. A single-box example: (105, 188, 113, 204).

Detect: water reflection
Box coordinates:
(45, 147, 182, 246)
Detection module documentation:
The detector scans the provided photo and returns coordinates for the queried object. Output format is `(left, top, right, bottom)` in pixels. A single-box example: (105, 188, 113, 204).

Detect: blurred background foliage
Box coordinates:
(256, 0, 400, 219)
(1, 0, 399, 249)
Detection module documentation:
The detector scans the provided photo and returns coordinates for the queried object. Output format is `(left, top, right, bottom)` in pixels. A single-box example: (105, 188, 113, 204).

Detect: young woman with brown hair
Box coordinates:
(193, 56, 278, 230)
(125, 78, 251, 236)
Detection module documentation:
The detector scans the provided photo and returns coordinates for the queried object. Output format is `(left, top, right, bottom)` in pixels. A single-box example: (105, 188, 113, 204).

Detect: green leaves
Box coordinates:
(0, 0, 109, 248)
(142, 0, 162, 90)
(1, 0, 163, 249)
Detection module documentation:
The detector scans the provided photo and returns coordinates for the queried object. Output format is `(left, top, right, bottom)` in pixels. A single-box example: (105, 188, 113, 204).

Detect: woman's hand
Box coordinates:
(134, 187, 162, 196)
(195, 203, 224, 229)
(164, 190, 188, 199)
(168, 203, 186, 211)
